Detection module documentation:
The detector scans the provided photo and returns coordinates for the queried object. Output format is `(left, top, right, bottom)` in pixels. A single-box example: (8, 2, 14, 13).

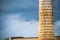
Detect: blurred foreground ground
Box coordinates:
(11, 36, 60, 40)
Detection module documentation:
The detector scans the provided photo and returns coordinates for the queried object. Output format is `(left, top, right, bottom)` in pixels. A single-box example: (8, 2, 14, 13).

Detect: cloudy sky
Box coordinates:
(0, 0, 60, 40)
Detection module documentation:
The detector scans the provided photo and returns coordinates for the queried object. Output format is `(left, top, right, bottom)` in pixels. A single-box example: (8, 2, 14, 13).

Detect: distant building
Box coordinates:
(55, 36, 60, 40)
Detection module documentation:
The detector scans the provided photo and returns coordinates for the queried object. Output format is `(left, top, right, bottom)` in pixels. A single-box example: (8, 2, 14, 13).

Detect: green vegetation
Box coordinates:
(4, 37, 9, 40)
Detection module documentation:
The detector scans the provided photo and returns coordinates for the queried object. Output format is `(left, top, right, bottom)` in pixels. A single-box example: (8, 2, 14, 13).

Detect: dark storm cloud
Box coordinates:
(1, 0, 38, 20)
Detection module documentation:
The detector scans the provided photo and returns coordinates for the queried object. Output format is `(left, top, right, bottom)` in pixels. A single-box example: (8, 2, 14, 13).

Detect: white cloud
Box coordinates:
(55, 20, 60, 36)
(55, 20, 60, 27)
(1, 14, 38, 39)
(7, 20, 38, 37)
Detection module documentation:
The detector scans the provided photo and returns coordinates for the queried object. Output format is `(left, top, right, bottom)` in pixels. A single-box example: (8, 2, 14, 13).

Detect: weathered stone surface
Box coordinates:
(39, 0, 54, 40)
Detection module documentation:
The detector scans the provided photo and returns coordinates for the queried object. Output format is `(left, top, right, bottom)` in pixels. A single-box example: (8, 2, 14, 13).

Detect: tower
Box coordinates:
(39, 0, 55, 40)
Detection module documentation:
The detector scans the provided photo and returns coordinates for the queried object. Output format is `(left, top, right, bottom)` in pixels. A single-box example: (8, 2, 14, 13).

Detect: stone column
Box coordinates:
(39, 0, 55, 40)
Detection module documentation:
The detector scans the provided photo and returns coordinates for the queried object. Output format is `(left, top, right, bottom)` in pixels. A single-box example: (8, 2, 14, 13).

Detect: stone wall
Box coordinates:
(11, 37, 38, 40)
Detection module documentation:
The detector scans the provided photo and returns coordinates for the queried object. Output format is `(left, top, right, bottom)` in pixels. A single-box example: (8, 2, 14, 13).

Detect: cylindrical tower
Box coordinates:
(39, 0, 55, 40)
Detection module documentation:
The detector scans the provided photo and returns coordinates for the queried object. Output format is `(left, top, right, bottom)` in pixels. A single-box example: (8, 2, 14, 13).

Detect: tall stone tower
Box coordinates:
(39, 0, 55, 40)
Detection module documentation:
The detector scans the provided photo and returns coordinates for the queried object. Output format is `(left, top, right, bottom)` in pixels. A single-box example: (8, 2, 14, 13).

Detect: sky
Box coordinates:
(0, 0, 60, 40)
